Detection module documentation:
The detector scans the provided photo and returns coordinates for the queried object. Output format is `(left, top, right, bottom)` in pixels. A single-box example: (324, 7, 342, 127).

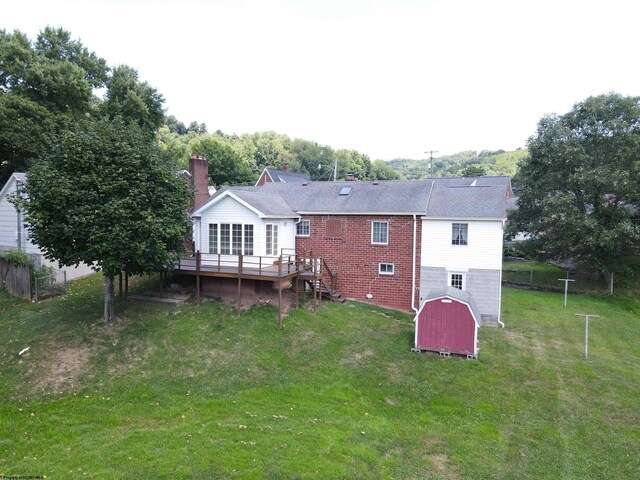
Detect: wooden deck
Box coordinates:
(173, 253, 314, 281)
(171, 251, 334, 326)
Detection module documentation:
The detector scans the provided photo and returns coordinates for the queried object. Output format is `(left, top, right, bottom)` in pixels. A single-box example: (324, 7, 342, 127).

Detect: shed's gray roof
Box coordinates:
(264, 168, 310, 184)
(198, 176, 511, 219)
(13, 172, 27, 183)
(421, 287, 481, 325)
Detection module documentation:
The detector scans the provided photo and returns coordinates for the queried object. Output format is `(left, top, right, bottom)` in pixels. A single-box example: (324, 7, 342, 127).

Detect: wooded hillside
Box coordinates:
(387, 149, 527, 179)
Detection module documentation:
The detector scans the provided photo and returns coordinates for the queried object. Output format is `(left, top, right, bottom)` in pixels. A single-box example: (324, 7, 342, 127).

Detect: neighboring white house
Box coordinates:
(0, 173, 94, 280)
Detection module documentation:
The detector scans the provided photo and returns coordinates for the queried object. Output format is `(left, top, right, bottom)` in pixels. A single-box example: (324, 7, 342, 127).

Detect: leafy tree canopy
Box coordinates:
(18, 117, 192, 325)
(507, 93, 640, 273)
(190, 137, 254, 186)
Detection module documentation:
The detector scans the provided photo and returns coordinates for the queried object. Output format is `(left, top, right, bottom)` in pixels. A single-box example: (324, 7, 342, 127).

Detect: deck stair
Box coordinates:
(297, 255, 346, 304)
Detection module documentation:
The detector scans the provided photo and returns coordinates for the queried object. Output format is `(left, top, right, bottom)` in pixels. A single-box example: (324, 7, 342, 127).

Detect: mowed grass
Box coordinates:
(1, 275, 639, 479)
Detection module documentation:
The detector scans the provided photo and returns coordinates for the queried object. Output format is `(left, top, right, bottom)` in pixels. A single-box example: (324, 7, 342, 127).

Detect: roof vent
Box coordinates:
(373, 180, 380, 185)
(302, 181, 309, 186)
(470, 179, 477, 187)
(339, 187, 352, 196)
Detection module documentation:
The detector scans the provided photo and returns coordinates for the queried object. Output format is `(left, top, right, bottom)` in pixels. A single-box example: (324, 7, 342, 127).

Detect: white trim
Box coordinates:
(422, 216, 507, 222)
(411, 214, 418, 313)
(298, 211, 425, 216)
(371, 220, 389, 245)
(192, 191, 264, 217)
(254, 168, 275, 186)
(378, 263, 394, 275)
(296, 219, 310, 237)
(413, 296, 479, 355)
(448, 272, 466, 290)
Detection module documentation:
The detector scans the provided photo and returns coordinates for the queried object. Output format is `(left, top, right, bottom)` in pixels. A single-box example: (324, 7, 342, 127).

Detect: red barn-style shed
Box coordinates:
(413, 287, 480, 358)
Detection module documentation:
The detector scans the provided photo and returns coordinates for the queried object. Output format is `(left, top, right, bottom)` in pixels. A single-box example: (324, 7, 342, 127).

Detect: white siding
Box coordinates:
(0, 177, 19, 250)
(421, 219, 503, 271)
(196, 195, 296, 258)
(0, 177, 40, 254)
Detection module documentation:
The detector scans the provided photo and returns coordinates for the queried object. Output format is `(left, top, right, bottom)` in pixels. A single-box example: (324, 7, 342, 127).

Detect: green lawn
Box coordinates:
(1, 274, 639, 479)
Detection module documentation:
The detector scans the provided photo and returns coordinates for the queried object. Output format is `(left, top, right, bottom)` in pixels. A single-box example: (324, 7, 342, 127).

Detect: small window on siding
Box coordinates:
(450, 273, 465, 290)
(372, 221, 388, 244)
(452, 223, 468, 245)
(208, 224, 218, 254)
(296, 219, 310, 237)
(379, 263, 394, 275)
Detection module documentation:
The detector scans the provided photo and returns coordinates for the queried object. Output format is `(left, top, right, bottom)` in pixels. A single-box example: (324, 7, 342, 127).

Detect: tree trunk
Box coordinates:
(104, 274, 116, 327)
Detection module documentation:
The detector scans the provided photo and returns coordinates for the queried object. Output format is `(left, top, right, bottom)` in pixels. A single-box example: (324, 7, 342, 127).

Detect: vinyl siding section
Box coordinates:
(421, 219, 503, 270)
(0, 177, 39, 254)
(196, 195, 295, 258)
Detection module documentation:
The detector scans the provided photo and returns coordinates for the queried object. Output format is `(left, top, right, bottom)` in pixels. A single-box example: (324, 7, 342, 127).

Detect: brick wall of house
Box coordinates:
(296, 215, 421, 312)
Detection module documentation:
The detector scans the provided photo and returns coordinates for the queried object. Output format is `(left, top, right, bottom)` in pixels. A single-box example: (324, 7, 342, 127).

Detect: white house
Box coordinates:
(186, 174, 512, 322)
(0, 173, 94, 280)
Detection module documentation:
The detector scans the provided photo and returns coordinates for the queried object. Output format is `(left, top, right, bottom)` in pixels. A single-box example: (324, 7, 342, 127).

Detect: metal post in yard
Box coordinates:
(558, 278, 576, 307)
(574, 314, 599, 358)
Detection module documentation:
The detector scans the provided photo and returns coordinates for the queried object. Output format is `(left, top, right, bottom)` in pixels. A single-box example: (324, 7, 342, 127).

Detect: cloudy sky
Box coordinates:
(4, 0, 639, 160)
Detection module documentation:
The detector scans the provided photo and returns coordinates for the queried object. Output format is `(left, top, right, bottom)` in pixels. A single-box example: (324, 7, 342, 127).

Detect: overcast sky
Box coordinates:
(4, 0, 639, 160)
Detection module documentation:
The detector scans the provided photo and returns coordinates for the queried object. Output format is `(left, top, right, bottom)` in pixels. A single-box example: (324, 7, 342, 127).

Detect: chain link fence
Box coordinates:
(34, 268, 67, 301)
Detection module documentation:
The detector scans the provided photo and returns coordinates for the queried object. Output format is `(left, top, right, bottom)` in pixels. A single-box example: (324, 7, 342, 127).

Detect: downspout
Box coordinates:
(497, 218, 506, 327)
(411, 214, 418, 313)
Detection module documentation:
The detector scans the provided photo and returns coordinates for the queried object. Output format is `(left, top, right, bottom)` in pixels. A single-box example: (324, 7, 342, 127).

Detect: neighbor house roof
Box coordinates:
(195, 176, 512, 219)
(0, 172, 27, 199)
(256, 168, 310, 185)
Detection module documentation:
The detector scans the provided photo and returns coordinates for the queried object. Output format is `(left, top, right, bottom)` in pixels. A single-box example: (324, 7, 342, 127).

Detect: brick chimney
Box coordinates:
(189, 154, 209, 211)
(345, 171, 356, 181)
(283, 163, 290, 172)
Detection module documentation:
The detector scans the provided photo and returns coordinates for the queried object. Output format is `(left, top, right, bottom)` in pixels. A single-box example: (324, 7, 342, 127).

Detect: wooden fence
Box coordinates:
(0, 259, 32, 300)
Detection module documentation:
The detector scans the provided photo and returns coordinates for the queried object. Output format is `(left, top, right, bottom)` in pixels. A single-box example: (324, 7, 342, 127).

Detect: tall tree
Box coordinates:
(508, 93, 640, 275)
(0, 27, 109, 184)
(101, 65, 164, 132)
(18, 117, 192, 326)
(190, 136, 254, 186)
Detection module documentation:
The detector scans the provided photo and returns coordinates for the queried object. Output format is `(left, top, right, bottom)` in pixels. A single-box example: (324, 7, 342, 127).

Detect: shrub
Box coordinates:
(0, 249, 33, 266)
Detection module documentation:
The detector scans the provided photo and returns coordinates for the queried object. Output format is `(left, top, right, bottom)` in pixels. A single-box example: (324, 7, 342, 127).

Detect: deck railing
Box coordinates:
(176, 252, 299, 276)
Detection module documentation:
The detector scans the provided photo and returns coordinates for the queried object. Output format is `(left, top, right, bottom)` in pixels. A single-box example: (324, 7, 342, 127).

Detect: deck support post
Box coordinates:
(278, 256, 283, 327)
(196, 250, 201, 306)
(295, 274, 299, 308)
(237, 255, 243, 316)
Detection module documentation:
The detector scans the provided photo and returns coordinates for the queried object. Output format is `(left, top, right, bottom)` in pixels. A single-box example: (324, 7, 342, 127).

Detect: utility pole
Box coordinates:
(424, 150, 438, 177)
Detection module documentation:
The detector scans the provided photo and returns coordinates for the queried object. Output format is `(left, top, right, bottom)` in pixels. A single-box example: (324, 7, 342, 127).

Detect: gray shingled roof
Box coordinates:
(426, 185, 508, 219)
(226, 190, 297, 217)
(259, 180, 433, 214)
(265, 168, 310, 184)
(421, 287, 481, 325)
(197, 177, 511, 219)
